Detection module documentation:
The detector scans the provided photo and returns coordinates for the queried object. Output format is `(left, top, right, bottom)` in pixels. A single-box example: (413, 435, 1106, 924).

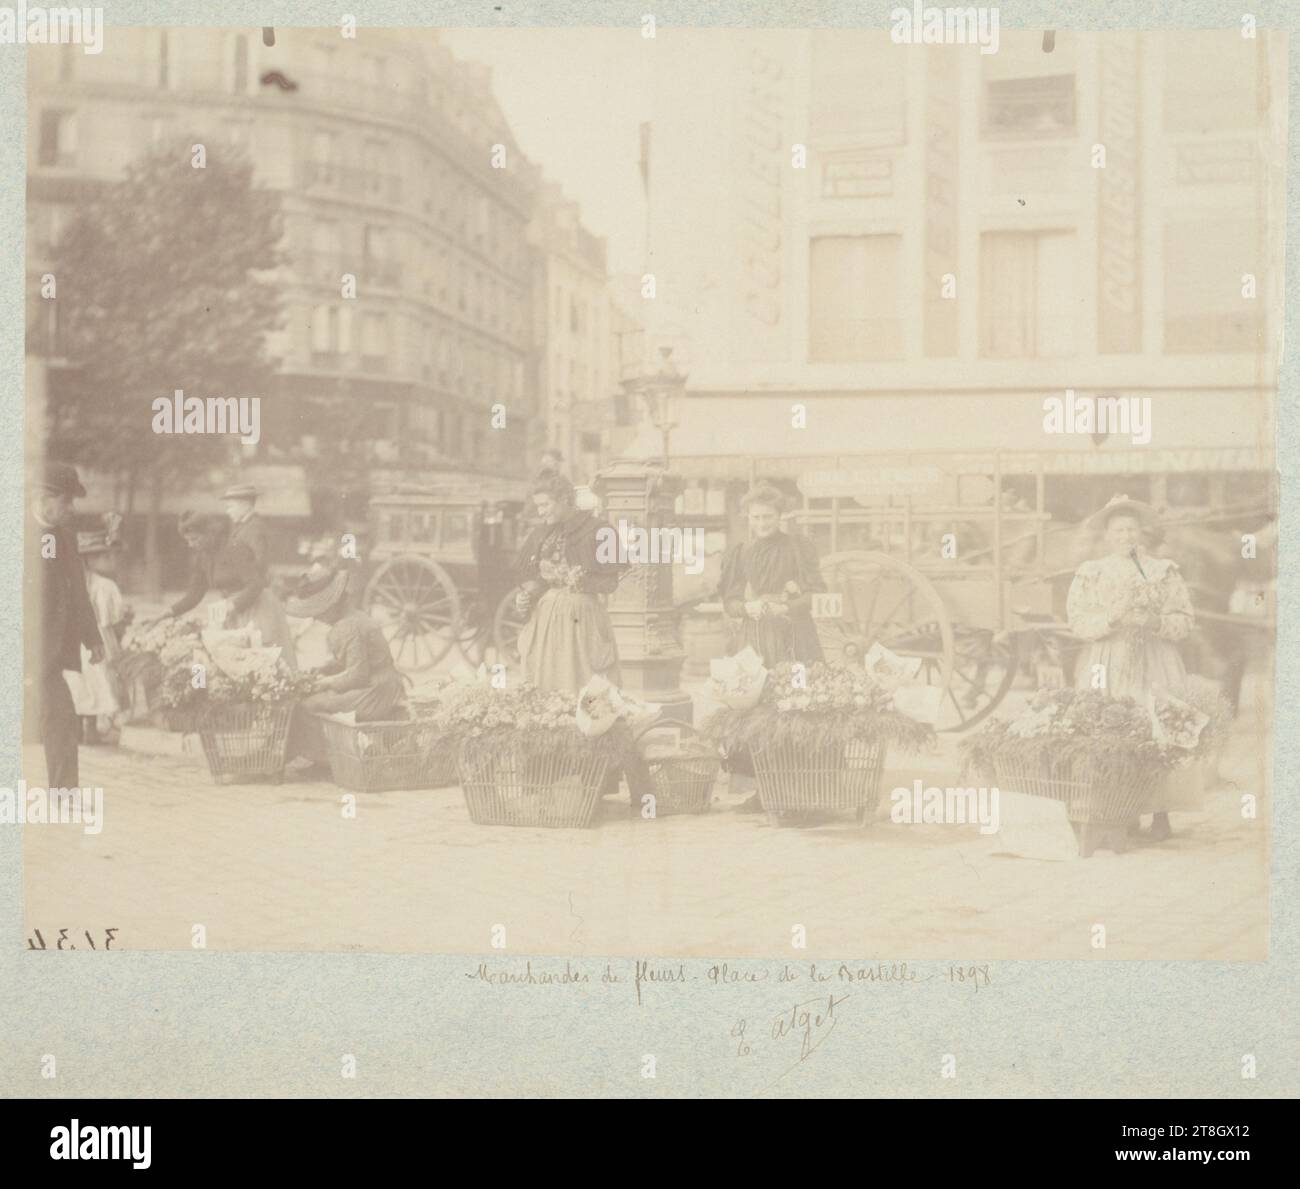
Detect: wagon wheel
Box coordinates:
(919, 626, 1017, 733)
(492, 587, 529, 669)
(815, 551, 955, 718)
(364, 556, 461, 673)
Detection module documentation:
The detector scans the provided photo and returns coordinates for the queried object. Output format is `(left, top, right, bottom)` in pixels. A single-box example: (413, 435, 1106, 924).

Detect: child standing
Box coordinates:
(69, 528, 129, 744)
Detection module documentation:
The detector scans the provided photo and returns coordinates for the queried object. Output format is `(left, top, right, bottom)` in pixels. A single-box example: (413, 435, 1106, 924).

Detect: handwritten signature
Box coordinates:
(732, 991, 850, 1067)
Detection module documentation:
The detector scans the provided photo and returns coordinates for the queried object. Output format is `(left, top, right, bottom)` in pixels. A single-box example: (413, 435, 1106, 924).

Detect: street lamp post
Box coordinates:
(592, 345, 692, 722)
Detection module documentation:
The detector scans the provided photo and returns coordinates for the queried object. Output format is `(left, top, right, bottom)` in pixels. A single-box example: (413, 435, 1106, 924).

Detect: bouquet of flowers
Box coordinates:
(539, 558, 585, 591)
(707, 646, 768, 710)
(702, 659, 937, 755)
(1118, 573, 1167, 639)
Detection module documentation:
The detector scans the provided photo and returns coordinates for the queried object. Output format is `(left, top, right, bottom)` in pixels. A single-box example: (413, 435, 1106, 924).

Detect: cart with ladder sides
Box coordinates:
(361, 475, 534, 675)
(726, 450, 1272, 732)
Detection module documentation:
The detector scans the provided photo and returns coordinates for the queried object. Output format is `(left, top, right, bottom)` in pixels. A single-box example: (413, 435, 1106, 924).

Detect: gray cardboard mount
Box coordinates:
(1, 1, 1297, 1098)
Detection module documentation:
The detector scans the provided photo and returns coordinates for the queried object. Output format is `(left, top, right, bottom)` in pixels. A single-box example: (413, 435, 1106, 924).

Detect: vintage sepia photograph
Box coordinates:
(20, 21, 1281, 966)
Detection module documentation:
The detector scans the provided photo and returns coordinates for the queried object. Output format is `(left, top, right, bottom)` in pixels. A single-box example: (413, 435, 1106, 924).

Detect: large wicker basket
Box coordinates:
(457, 741, 611, 828)
(751, 737, 888, 826)
(198, 701, 295, 785)
(626, 721, 721, 817)
(319, 715, 457, 792)
(991, 753, 1162, 827)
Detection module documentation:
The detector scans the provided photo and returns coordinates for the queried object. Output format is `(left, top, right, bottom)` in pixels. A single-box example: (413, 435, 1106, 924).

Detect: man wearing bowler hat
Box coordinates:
(25, 462, 103, 790)
(221, 483, 269, 578)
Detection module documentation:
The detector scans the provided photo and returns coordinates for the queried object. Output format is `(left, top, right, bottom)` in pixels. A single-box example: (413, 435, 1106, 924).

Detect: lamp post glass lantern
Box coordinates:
(638, 345, 685, 464)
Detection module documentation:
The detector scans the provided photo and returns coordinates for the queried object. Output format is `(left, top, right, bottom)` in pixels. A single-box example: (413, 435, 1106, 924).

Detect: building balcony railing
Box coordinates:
(300, 160, 403, 206)
(307, 350, 392, 377)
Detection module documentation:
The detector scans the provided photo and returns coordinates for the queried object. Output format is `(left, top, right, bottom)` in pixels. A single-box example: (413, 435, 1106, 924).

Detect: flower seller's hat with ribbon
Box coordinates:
(1085, 493, 1157, 532)
(285, 566, 350, 619)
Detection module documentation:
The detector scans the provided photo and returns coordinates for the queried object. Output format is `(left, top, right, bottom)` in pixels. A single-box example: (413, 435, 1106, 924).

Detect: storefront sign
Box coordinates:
(800, 467, 945, 499)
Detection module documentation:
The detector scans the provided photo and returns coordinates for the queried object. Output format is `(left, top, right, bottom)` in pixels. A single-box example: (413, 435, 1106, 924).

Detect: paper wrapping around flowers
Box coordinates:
(708, 646, 768, 710)
(199, 629, 282, 679)
(1147, 690, 1210, 750)
(576, 674, 659, 738)
(863, 642, 936, 723)
(863, 642, 922, 690)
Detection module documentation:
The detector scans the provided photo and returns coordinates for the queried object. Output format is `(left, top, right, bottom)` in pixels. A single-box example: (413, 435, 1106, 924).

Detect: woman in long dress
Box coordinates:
(514, 473, 620, 693)
(718, 483, 826, 666)
(1066, 494, 1195, 839)
(162, 511, 298, 671)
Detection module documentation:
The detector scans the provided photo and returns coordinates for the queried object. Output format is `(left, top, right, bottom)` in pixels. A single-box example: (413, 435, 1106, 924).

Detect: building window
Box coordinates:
(983, 75, 1075, 139)
(982, 35, 1076, 140)
(311, 304, 352, 360)
(1164, 218, 1263, 353)
(38, 110, 77, 168)
(808, 234, 903, 362)
(364, 139, 389, 199)
(360, 313, 389, 372)
(979, 231, 1076, 357)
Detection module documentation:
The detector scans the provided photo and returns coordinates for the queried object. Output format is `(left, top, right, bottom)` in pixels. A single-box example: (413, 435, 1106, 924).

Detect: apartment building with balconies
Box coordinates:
(28, 27, 542, 524)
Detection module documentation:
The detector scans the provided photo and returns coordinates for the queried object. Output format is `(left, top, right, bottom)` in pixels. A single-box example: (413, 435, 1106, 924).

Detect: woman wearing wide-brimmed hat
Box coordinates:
(1066, 494, 1196, 840)
(284, 565, 406, 766)
(161, 510, 298, 671)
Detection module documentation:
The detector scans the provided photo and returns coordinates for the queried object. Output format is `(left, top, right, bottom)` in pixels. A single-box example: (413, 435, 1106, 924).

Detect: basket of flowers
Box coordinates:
(435, 681, 636, 828)
(159, 631, 316, 784)
(119, 615, 205, 727)
(702, 659, 936, 826)
(960, 687, 1222, 853)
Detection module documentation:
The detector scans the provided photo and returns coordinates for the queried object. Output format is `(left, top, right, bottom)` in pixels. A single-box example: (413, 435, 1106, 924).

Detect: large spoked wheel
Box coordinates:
(815, 550, 955, 716)
(492, 588, 529, 670)
(919, 625, 1017, 733)
(364, 556, 461, 673)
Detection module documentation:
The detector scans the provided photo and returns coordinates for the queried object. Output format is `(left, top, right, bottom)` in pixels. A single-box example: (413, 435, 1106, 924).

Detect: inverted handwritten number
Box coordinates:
(105, 928, 118, 950)
(27, 929, 46, 950)
(84, 931, 96, 950)
(57, 928, 70, 950)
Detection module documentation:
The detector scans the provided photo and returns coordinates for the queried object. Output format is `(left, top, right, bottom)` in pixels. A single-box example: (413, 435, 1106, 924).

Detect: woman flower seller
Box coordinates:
(285, 565, 406, 767)
(1066, 494, 1196, 840)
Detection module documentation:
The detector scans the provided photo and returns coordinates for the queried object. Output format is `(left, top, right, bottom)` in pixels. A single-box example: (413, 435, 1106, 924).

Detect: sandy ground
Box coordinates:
(19, 697, 1268, 960)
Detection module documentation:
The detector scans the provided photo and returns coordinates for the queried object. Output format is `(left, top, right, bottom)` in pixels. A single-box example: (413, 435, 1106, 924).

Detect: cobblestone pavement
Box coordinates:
(20, 707, 1268, 960)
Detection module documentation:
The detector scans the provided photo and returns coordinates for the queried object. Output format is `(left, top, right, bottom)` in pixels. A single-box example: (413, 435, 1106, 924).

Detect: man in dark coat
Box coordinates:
(221, 483, 269, 578)
(25, 462, 103, 790)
